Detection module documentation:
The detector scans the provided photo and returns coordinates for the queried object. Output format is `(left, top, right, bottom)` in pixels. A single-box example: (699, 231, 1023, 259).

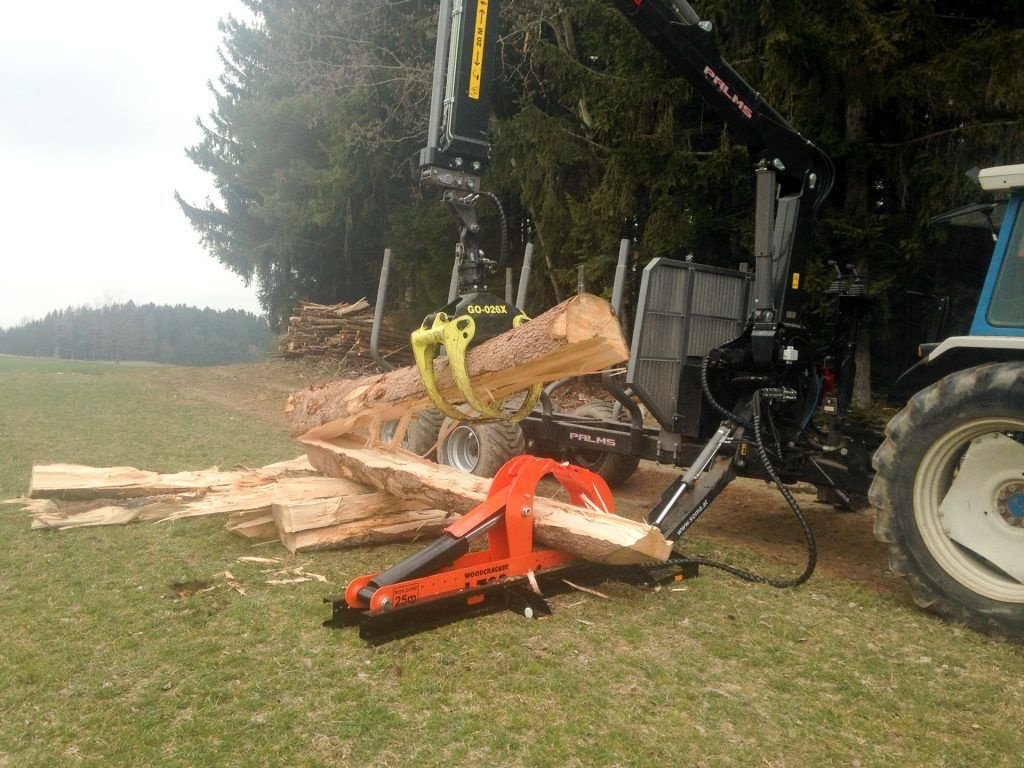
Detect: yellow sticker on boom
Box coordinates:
(468, 0, 489, 100)
(791, 272, 801, 290)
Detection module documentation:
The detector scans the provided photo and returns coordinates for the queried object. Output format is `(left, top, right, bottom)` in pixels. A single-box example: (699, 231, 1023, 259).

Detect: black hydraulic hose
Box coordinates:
(700, 351, 753, 429)
(691, 360, 818, 588)
(480, 190, 509, 267)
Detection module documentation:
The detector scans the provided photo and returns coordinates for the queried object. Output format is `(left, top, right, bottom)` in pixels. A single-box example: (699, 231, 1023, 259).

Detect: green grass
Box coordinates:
(1, 355, 1022, 767)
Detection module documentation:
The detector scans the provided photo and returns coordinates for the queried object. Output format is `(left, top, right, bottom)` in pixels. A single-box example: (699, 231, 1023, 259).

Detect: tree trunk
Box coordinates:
(845, 84, 873, 406)
(302, 437, 672, 565)
(286, 293, 628, 440)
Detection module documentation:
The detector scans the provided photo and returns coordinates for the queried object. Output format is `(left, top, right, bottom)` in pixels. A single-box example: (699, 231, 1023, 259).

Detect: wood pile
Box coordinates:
(17, 457, 451, 554)
(15, 443, 669, 565)
(14, 294, 673, 568)
(282, 299, 413, 367)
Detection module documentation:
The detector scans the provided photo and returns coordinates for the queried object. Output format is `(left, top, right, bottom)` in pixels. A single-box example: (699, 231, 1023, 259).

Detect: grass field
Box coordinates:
(1, 355, 1022, 767)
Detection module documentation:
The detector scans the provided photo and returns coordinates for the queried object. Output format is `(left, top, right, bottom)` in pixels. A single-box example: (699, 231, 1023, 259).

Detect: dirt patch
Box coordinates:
(616, 464, 901, 595)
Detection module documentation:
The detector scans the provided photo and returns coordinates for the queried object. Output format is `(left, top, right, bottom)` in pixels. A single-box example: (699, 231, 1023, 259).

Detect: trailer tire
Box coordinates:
(437, 417, 525, 478)
(869, 362, 1024, 637)
(378, 409, 445, 457)
(567, 402, 641, 488)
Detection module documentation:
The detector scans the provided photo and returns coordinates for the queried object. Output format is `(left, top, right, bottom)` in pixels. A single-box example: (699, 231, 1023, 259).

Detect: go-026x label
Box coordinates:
(466, 304, 509, 314)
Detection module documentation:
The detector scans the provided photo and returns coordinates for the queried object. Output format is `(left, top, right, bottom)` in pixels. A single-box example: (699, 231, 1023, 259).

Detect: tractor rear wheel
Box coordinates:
(437, 417, 525, 478)
(870, 362, 1024, 636)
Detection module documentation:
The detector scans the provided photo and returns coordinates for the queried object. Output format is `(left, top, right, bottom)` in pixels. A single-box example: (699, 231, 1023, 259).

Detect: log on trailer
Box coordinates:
(286, 294, 629, 440)
(302, 438, 672, 565)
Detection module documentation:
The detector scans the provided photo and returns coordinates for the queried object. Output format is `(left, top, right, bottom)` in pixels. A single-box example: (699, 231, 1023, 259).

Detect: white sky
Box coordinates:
(0, 1, 264, 329)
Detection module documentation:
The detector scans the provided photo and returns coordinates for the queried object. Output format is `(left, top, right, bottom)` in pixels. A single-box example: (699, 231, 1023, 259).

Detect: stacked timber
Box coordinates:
(283, 299, 412, 366)
(271, 495, 454, 554)
(14, 447, 671, 564)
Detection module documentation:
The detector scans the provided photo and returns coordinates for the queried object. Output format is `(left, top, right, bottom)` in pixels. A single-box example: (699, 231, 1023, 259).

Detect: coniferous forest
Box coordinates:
(0, 304, 270, 366)
(176, 0, 1024, 393)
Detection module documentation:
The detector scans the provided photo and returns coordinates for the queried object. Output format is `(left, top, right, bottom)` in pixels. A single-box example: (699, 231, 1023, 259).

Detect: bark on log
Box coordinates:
(302, 438, 671, 565)
(286, 294, 628, 440)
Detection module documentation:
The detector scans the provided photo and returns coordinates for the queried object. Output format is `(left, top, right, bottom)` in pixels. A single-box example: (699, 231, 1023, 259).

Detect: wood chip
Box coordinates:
(236, 556, 281, 564)
(266, 577, 313, 586)
(222, 570, 246, 595)
(562, 579, 610, 599)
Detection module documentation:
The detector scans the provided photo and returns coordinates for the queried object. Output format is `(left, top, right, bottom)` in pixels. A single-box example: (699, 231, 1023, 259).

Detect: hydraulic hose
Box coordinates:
(689, 358, 818, 588)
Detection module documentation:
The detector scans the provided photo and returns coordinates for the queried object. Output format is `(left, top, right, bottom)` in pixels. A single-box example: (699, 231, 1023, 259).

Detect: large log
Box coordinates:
(286, 294, 628, 440)
(302, 438, 672, 565)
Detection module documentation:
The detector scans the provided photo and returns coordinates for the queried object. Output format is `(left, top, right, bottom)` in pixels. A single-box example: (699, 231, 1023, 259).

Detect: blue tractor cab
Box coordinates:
(971, 166, 1024, 335)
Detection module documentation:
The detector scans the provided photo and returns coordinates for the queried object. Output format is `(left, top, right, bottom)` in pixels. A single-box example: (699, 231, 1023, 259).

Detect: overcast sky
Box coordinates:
(0, 1, 263, 329)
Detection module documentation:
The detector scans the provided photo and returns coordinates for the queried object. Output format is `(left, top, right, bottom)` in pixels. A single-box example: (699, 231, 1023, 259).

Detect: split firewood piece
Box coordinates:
(157, 476, 368, 522)
(29, 475, 371, 530)
(29, 464, 236, 501)
(286, 294, 629, 440)
(28, 456, 315, 501)
(302, 438, 671, 565)
(222, 571, 246, 595)
(226, 510, 278, 540)
(25, 498, 151, 529)
(271, 496, 453, 554)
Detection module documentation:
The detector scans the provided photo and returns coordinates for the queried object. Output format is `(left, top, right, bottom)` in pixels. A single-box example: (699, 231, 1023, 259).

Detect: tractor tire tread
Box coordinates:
(869, 361, 1024, 637)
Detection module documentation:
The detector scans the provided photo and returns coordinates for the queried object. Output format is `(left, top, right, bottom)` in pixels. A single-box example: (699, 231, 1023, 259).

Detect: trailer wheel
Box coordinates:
(869, 362, 1024, 636)
(437, 417, 525, 478)
(567, 402, 641, 488)
(378, 409, 445, 457)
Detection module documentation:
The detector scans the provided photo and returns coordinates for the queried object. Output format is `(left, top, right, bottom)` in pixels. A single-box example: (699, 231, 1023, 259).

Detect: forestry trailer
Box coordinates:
(369, 0, 1024, 636)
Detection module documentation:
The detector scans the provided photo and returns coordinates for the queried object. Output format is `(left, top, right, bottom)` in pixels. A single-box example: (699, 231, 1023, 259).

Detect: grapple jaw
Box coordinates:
(411, 291, 542, 422)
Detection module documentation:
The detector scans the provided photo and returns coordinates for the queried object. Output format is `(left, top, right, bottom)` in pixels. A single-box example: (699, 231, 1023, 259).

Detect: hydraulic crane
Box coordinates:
(355, 0, 1024, 638)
